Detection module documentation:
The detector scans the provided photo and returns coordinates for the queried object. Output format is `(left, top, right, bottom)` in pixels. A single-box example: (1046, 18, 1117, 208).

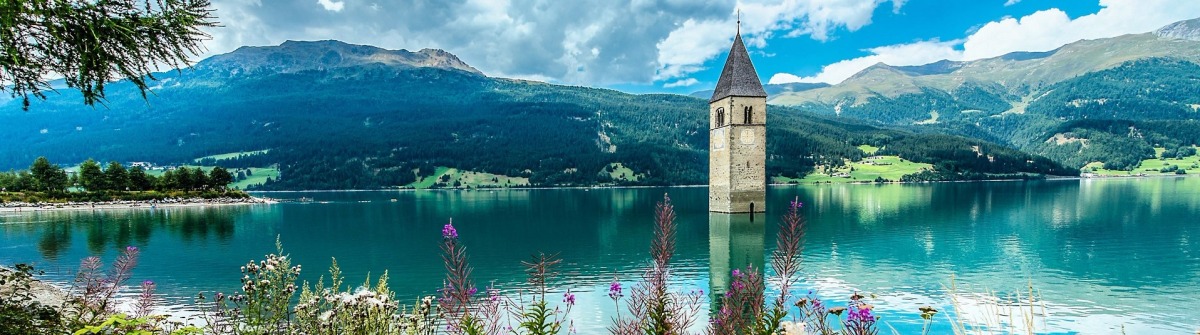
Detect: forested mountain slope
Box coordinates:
(771, 18, 1200, 170)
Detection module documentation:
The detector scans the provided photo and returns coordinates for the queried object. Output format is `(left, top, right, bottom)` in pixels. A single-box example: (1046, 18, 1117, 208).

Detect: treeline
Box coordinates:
(0, 157, 235, 194)
(878, 134, 1077, 176)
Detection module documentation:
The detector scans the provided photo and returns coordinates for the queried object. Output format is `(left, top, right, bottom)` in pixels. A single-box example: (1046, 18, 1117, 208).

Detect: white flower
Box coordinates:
(779, 321, 806, 335)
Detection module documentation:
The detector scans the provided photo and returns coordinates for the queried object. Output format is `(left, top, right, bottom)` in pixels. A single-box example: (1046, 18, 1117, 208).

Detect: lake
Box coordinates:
(2, 178, 1199, 334)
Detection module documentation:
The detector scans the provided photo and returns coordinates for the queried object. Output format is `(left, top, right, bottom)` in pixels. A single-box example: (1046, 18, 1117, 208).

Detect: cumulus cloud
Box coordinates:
(664, 78, 700, 88)
(654, 0, 904, 81)
(198, 0, 903, 87)
(770, 0, 1200, 85)
(316, 0, 344, 12)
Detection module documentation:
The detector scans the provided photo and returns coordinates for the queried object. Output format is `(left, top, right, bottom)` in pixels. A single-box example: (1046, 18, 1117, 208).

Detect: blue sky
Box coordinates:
(202, 0, 1200, 94)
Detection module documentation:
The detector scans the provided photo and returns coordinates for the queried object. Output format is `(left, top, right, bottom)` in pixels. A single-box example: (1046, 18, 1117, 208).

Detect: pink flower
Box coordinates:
(442, 220, 458, 239)
(563, 291, 575, 306)
(608, 281, 622, 299)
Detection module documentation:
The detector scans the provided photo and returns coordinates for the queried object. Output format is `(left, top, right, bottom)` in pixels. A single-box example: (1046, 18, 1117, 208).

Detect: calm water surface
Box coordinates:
(2, 178, 1199, 334)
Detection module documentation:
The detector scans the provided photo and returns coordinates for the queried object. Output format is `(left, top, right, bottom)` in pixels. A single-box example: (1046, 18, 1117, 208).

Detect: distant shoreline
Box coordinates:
(244, 174, 1196, 194)
(0, 196, 277, 213)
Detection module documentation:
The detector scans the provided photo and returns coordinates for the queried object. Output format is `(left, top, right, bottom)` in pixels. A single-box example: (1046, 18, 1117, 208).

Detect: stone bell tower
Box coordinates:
(709, 25, 767, 213)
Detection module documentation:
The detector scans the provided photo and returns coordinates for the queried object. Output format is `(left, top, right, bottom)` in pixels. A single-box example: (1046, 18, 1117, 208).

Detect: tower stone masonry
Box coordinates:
(709, 30, 767, 213)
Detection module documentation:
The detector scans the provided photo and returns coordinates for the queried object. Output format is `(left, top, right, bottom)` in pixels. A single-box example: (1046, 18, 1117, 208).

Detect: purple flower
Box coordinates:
(126, 246, 139, 252)
(848, 305, 875, 322)
(608, 281, 622, 299)
(732, 269, 741, 277)
(442, 220, 458, 239)
(563, 291, 575, 305)
(467, 287, 478, 296)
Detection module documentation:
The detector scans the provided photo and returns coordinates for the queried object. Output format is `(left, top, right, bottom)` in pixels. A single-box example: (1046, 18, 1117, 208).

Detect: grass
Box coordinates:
(193, 149, 270, 162)
(857, 144, 880, 155)
(404, 167, 529, 189)
(1083, 146, 1200, 176)
(229, 167, 280, 190)
(603, 162, 643, 182)
(774, 155, 932, 184)
(143, 165, 280, 190)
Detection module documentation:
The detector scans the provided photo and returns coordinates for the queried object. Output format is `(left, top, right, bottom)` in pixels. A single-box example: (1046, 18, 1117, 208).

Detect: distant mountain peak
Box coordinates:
(1155, 17, 1200, 41)
(199, 40, 483, 76)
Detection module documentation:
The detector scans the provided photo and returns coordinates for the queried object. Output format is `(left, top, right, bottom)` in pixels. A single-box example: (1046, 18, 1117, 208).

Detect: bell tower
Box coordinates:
(709, 26, 767, 213)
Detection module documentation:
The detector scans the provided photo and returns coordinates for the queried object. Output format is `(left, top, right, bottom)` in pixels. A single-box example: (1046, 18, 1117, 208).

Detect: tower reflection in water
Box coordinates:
(708, 212, 765, 312)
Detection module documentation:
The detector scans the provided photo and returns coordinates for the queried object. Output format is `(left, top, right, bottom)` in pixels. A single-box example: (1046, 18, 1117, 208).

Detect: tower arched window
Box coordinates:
(744, 106, 753, 124)
(716, 107, 725, 127)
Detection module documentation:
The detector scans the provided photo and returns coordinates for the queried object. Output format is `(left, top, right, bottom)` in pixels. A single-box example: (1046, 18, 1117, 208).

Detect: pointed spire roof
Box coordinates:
(710, 33, 767, 103)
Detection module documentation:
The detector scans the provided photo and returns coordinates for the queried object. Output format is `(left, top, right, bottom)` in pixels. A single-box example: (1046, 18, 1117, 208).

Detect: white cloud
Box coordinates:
(770, 0, 1200, 84)
(664, 78, 700, 88)
(962, 0, 1200, 60)
(317, 0, 344, 12)
(769, 39, 960, 84)
(654, 0, 905, 81)
(1003, 0, 1020, 6)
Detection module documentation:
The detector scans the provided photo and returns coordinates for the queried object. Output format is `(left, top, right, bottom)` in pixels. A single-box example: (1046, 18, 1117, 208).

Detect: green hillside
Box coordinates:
(767, 19, 1200, 172)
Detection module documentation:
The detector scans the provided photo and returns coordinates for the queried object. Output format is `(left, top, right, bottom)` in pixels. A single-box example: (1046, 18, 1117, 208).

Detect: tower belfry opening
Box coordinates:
(708, 21, 767, 213)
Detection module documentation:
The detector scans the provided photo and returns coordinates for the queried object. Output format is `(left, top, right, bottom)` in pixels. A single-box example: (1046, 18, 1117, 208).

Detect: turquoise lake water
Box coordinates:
(2, 178, 1198, 334)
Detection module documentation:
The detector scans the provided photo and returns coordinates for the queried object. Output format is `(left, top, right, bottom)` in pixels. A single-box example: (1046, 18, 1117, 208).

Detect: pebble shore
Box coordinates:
(0, 196, 275, 212)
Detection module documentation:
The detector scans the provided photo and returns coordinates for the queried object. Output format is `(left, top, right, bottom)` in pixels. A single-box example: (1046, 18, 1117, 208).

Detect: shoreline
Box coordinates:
(245, 173, 1196, 193)
(0, 196, 277, 213)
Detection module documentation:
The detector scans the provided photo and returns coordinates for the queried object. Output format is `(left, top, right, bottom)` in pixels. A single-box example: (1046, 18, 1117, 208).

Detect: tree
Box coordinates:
(128, 166, 152, 191)
(78, 159, 104, 191)
(157, 169, 178, 191)
(29, 156, 56, 191)
(175, 167, 193, 190)
(208, 166, 233, 190)
(192, 167, 209, 190)
(104, 161, 129, 191)
(28, 156, 68, 193)
(1, 0, 217, 109)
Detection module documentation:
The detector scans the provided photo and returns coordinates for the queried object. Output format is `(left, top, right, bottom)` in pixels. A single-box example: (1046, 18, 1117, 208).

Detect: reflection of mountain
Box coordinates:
(708, 213, 765, 310)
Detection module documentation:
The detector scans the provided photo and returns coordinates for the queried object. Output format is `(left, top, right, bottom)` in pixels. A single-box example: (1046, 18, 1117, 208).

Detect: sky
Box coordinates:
(199, 0, 1200, 94)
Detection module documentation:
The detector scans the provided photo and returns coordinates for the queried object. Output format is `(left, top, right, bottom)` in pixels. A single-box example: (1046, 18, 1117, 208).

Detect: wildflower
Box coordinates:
(467, 287, 478, 296)
(442, 219, 458, 239)
(796, 297, 809, 308)
(142, 280, 154, 286)
(608, 281, 622, 300)
(126, 246, 139, 252)
(564, 291, 576, 306)
(780, 321, 805, 335)
(732, 269, 741, 277)
(919, 306, 938, 320)
(829, 307, 847, 316)
(790, 198, 803, 209)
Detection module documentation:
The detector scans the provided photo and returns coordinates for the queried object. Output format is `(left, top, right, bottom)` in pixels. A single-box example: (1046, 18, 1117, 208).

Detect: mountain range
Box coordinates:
(4, 18, 1199, 190)
(766, 18, 1200, 169)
